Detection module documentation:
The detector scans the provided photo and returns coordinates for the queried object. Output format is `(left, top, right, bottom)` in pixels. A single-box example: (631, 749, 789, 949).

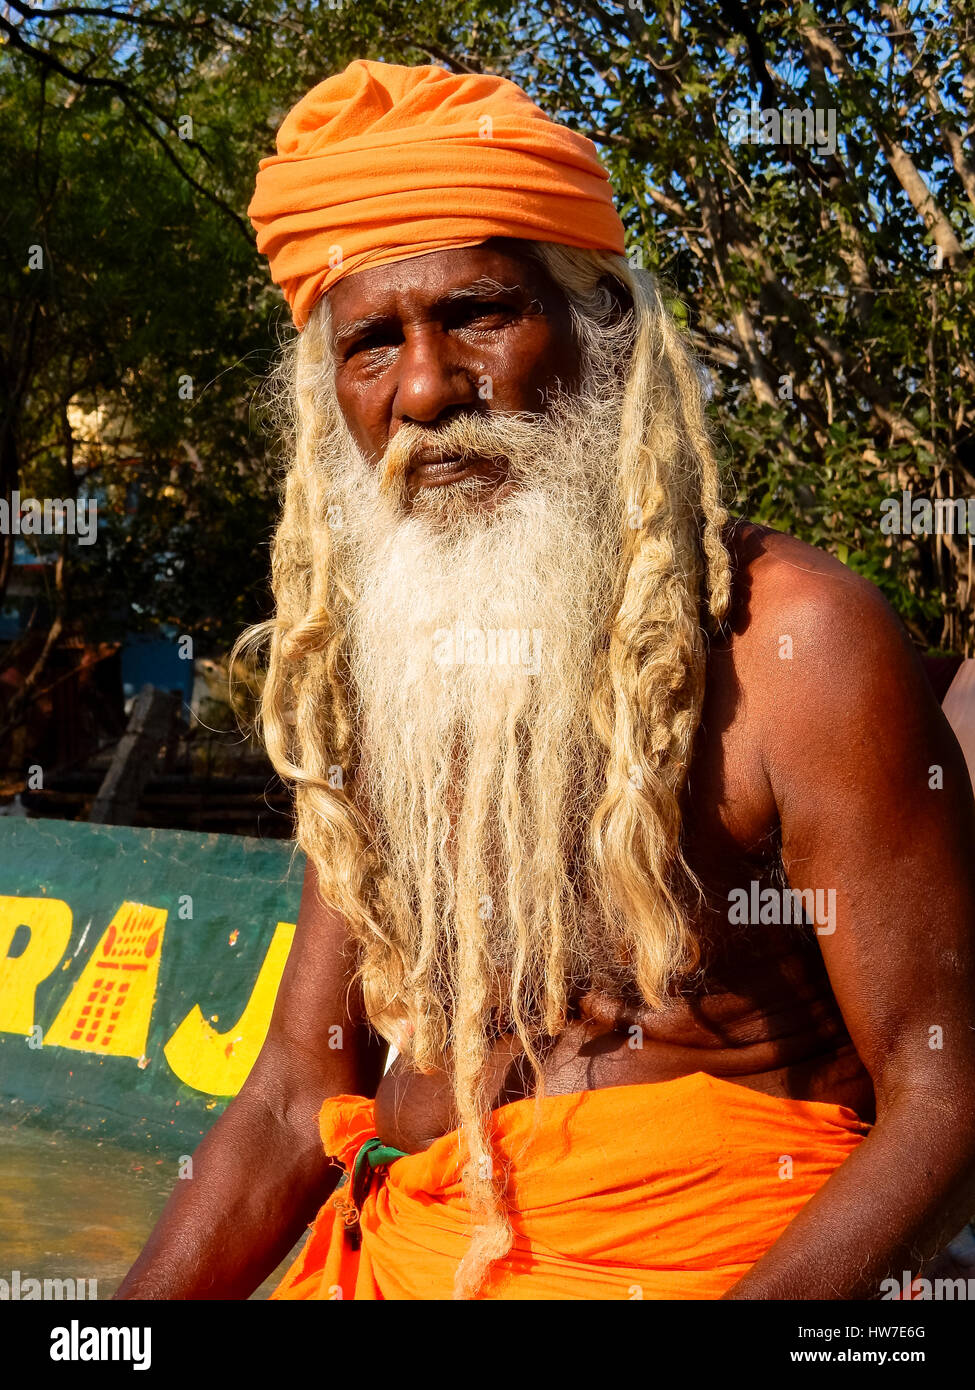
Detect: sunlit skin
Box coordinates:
(116, 243, 975, 1301)
(328, 240, 584, 507)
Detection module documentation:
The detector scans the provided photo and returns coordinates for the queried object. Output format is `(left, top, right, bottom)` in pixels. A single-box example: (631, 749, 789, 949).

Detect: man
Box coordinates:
(117, 59, 975, 1301)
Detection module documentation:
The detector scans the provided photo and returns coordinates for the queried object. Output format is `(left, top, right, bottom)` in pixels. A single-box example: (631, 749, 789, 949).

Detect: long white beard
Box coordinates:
(320, 362, 628, 1030)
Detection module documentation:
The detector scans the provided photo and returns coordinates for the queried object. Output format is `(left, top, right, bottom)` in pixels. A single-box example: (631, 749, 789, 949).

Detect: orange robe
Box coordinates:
(271, 1071, 870, 1300)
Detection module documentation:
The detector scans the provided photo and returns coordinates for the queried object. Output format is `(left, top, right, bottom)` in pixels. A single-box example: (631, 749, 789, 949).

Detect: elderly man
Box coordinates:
(117, 60, 975, 1301)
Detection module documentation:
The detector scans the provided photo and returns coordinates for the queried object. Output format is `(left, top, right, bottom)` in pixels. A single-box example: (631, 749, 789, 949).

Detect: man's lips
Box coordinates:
(408, 456, 496, 487)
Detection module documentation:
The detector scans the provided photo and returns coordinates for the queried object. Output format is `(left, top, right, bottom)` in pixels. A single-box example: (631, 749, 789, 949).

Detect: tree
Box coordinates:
(510, 0, 975, 649)
(3, 0, 973, 713)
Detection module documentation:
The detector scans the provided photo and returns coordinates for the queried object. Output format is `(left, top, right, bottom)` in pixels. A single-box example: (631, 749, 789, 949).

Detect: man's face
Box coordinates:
(327, 241, 583, 507)
(317, 240, 632, 1061)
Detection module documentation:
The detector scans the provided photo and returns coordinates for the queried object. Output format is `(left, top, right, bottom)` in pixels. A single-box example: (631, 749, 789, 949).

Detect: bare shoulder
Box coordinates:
(717, 517, 944, 759)
(722, 517, 895, 641)
(721, 516, 918, 671)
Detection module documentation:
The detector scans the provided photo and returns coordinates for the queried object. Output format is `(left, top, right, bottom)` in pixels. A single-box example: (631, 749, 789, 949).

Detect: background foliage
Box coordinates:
(2, 0, 974, 724)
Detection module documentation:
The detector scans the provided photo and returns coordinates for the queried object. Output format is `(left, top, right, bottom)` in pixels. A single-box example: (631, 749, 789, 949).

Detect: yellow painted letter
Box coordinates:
(0, 896, 73, 1035)
(164, 922, 296, 1096)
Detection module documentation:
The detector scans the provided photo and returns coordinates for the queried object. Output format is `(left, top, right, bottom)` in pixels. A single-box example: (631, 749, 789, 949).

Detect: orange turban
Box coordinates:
(247, 60, 626, 330)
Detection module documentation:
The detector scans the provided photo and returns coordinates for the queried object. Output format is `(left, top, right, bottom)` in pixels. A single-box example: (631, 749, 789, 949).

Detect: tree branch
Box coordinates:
(0, 14, 253, 243)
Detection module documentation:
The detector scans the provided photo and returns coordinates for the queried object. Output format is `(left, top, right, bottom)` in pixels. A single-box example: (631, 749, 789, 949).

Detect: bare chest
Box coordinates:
(372, 652, 871, 1152)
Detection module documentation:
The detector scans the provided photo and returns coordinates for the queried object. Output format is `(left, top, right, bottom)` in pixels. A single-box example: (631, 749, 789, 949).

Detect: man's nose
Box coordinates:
(391, 328, 477, 425)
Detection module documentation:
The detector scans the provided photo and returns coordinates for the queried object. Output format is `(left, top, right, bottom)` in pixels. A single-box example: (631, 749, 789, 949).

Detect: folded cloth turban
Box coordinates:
(247, 59, 627, 330)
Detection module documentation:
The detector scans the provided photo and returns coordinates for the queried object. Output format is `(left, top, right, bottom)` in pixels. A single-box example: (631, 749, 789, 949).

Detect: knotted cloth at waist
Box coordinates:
(271, 1071, 870, 1300)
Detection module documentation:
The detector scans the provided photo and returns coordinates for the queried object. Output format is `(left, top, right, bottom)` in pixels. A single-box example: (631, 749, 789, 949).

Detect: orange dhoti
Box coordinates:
(271, 1071, 869, 1300)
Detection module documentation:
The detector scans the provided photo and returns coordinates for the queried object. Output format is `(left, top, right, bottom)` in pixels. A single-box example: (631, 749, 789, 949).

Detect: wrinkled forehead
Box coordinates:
(324, 239, 565, 334)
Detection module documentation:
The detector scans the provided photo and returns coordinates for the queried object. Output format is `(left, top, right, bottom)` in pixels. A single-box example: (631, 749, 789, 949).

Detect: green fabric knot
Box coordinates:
(336, 1136, 409, 1251)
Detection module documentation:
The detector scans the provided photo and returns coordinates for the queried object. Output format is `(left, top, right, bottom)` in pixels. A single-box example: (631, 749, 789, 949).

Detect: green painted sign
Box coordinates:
(0, 819, 303, 1155)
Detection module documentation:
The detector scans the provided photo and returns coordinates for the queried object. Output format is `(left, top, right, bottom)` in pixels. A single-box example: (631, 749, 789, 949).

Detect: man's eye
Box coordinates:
(347, 333, 396, 358)
(455, 302, 515, 327)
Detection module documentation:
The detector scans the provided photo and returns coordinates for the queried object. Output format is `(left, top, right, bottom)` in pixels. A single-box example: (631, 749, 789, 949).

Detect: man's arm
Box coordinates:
(114, 859, 387, 1300)
(723, 544, 975, 1300)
